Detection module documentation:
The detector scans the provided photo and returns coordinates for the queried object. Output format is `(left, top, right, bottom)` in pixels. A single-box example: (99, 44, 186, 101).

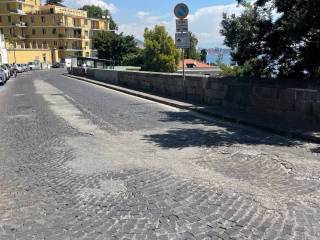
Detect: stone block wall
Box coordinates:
(70, 67, 320, 123)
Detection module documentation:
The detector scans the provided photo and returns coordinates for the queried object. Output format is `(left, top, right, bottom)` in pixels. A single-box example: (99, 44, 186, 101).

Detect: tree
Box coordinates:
(6, 35, 18, 63)
(221, 0, 320, 79)
(80, 5, 118, 30)
(200, 49, 207, 63)
(143, 25, 180, 73)
(185, 32, 200, 60)
(93, 32, 139, 65)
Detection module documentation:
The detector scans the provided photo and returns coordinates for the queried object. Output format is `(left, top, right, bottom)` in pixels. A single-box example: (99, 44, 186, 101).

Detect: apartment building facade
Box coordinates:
(0, 0, 110, 63)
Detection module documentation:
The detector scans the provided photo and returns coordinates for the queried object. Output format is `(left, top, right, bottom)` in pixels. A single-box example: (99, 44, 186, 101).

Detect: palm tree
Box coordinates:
(6, 35, 18, 64)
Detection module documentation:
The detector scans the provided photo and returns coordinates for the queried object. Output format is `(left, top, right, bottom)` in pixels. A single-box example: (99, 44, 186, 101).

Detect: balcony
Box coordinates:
(73, 25, 83, 29)
(73, 34, 85, 39)
(9, 9, 26, 15)
(16, 22, 27, 27)
(58, 47, 83, 51)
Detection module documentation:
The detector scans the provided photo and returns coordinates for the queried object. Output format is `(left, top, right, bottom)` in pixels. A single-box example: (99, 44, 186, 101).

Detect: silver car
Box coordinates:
(0, 69, 6, 85)
(1, 65, 10, 81)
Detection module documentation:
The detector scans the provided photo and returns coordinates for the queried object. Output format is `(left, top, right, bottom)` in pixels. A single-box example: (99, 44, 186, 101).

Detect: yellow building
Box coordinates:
(0, 0, 110, 64)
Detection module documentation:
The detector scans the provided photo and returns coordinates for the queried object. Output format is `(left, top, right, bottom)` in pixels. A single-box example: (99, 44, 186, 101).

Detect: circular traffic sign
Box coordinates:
(174, 3, 189, 19)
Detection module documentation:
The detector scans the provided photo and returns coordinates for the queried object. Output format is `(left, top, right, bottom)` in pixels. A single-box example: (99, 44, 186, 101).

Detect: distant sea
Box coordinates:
(203, 49, 232, 65)
(207, 54, 232, 65)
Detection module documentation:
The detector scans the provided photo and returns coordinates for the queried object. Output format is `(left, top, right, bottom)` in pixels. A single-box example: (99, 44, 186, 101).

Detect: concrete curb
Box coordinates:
(63, 73, 320, 143)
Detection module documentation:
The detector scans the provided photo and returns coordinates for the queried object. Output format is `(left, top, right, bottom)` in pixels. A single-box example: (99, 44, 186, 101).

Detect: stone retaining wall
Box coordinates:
(70, 67, 320, 123)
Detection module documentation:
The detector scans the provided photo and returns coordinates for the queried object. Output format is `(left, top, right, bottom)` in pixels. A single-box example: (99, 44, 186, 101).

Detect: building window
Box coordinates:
(50, 8, 54, 14)
(9, 28, 13, 36)
(43, 41, 47, 48)
(0, 16, 2, 23)
(41, 16, 45, 23)
(86, 52, 89, 57)
(52, 28, 57, 34)
(32, 28, 36, 35)
(85, 41, 88, 47)
(0, 28, 3, 34)
(32, 41, 36, 48)
(31, 16, 34, 23)
(20, 16, 23, 22)
(52, 16, 56, 24)
(54, 40, 57, 46)
(73, 18, 76, 26)
(8, 16, 11, 23)
(42, 28, 46, 35)
(85, 30, 88, 37)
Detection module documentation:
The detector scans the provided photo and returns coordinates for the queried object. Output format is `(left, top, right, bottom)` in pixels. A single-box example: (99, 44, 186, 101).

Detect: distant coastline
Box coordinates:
(201, 48, 232, 65)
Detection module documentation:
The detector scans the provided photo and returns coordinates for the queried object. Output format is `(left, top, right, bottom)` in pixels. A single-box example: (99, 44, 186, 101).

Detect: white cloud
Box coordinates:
(119, 3, 244, 47)
(188, 3, 243, 47)
(136, 11, 150, 19)
(119, 12, 175, 40)
(64, 0, 118, 13)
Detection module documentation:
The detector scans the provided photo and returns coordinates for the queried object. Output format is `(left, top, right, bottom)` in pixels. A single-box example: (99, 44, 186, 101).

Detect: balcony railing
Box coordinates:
(16, 22, 27, 27)
(9, 9, 26, 15)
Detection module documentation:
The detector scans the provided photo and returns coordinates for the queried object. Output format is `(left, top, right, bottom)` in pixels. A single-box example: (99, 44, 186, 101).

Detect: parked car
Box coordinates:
(28, 62, 36, 70)
(0, 68, 6, 85)
(16, 64, 23, 73)
(22, 64, 28, 72)
(52, 62, 61, 68)
(1, 65, 10, 82)
(4, 64, 13, 77)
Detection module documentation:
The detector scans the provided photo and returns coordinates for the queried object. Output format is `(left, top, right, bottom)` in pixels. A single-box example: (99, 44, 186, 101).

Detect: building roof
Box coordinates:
(180, 59, 211, 69)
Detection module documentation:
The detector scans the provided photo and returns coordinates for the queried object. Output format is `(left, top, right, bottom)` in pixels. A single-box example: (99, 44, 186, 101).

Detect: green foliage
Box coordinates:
(93, 32, 139, 65)
(184, 32, 200, 60)
(219, 64, 242, 77)
(221, 0, 320, 79)
(121, 49, 144, 66)
(200, 49, 207, 63)
(80, 5, 118, 30)
(143, 25, 180, 73)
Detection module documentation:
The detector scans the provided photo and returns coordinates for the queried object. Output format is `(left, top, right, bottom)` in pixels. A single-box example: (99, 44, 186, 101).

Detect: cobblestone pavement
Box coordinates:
(0, 70, 319, 240)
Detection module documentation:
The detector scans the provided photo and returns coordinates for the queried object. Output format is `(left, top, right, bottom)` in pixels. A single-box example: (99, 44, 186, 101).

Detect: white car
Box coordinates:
(1, 65, 10, 81)
(0, 69, 6, 85)
(16, 64, 23, 73)
(28, 62, 36, 70)
(22, 64, 28, 72)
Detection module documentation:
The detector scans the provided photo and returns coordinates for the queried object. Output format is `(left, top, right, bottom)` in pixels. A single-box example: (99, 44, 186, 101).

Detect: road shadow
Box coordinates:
(311, 147, 320, 154)
(143, 111, 301, 149)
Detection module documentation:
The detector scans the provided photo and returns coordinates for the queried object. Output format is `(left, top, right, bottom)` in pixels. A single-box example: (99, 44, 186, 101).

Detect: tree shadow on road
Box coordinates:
(143, 111, 301, 149)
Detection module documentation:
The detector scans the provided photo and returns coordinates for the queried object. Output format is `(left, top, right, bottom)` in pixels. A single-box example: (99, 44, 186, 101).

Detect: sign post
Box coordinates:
(174, 3, 190, 99)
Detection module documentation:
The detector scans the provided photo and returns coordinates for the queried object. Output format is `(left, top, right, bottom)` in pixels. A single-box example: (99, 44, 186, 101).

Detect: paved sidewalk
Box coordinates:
(64, 73, 320, 143)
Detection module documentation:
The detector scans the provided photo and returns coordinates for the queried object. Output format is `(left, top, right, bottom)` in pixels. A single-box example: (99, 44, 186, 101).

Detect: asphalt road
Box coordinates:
(0, 69, 319, 240)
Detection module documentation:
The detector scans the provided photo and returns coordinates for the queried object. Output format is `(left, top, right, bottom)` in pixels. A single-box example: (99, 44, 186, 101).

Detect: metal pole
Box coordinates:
(182, 48, 185, 79)
(182, 48, 186, 99)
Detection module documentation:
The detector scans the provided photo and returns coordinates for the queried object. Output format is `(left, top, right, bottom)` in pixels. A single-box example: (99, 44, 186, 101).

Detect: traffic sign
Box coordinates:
(175, 32, 191, 49)
(174, 3, 189, 19)
(176, 19, 188, 32)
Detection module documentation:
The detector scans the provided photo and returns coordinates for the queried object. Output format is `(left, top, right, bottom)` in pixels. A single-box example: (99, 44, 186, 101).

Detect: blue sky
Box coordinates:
(63, 0, 243, 47)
